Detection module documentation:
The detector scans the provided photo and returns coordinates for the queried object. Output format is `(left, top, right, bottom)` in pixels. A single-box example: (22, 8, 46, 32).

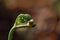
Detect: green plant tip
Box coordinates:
(16, 14, 32, 24)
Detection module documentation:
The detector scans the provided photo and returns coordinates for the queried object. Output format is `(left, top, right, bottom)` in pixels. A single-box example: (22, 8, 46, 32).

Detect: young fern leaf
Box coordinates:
(8, 13, 34, 40)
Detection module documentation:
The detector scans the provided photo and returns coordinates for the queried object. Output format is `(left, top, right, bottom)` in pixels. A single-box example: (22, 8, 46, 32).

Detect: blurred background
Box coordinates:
(0, 0, 60, 40)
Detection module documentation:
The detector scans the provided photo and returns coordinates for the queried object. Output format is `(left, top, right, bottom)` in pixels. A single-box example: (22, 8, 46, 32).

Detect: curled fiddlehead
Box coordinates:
(8, 13, 35, 40)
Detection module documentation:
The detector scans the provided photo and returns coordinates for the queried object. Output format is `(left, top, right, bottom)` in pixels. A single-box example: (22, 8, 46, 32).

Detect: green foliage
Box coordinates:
(8, 13, 34, 40)
(16, 14, 32, 24)
(54, 0, 60, 10)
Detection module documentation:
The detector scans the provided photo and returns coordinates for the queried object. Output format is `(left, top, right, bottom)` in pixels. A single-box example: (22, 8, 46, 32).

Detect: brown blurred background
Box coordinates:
(0, 0, 60, 40)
